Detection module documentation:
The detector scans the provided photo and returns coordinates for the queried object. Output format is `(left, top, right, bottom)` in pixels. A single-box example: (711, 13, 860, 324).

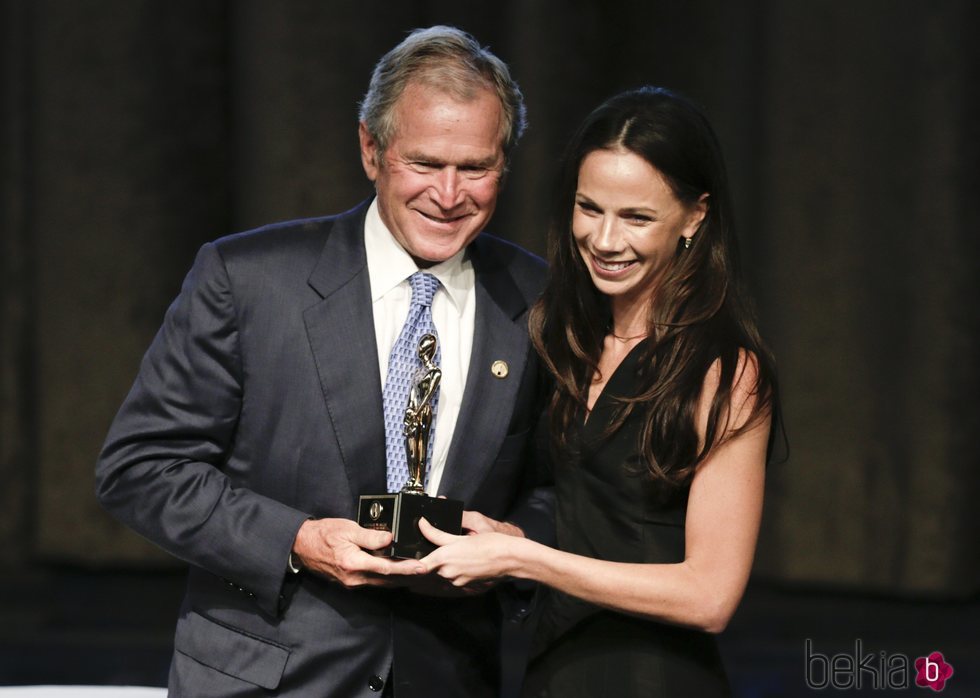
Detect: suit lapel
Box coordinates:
(439, 238, 530, 503)
(303, 203, 387, 501)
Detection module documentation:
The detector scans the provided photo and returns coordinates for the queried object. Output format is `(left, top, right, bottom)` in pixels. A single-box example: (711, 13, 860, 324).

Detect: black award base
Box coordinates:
(357, 491, 464, 559)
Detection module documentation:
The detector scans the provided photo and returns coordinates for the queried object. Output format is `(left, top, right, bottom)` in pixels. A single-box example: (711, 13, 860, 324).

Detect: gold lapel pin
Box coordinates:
(491, 360, 509, 379)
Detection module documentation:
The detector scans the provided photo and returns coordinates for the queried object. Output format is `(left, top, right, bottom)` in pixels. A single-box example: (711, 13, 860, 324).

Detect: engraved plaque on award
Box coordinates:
(357, 334, 464, 559)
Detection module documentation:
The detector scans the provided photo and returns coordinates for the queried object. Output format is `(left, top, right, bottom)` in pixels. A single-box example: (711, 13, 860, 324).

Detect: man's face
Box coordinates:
(359, 82, 505, 266)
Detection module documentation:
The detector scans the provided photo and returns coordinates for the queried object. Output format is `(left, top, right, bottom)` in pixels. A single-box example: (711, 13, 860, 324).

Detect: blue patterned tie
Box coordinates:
(384, 272, 442, 493)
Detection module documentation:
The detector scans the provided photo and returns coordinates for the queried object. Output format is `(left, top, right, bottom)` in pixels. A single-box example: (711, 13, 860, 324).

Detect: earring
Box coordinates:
(683, 237, 693, 250)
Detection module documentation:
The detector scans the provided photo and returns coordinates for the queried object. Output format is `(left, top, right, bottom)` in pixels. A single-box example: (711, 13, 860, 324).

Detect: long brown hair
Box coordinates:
(529, 86, 780, 487)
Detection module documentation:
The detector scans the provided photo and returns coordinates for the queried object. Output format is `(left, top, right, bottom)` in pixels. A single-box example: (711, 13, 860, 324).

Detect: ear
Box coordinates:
(682, 193, 709, 241)
(358, 122, 380, 182)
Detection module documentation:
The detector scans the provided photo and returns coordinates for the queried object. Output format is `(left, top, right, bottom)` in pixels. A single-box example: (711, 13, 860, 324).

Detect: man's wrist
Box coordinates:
(288, 517, 316, 574)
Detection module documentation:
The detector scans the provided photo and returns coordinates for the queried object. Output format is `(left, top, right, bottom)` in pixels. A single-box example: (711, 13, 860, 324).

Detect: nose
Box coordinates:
(591, 215, 621, 252)
(430, 167, 465, 209)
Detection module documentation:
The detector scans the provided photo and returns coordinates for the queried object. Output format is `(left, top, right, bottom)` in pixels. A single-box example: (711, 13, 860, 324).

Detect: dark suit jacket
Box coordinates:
(96, 201, 553, 697)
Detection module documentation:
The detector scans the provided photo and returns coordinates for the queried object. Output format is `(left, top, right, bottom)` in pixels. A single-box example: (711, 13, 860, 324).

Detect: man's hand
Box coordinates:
(392, 572, 496, 597)
(291, 518, 425, 588)
(461, 510, 525, 537)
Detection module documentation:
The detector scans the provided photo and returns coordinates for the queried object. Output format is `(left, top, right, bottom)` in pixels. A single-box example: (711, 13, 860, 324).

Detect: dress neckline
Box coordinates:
(582, 338, 651, 427)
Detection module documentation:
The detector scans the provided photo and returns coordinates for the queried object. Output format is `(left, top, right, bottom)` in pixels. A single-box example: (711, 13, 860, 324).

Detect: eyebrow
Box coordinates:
(575, 193, 659, 216)
(619, 206, 657, 216)
(403, 151, 501, 169)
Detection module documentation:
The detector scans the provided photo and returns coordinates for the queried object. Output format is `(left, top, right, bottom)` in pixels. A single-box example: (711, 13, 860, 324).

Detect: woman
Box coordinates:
(420, 86, 780, 696)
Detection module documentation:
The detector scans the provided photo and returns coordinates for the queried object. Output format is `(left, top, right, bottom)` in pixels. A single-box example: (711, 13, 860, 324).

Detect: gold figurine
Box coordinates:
(402, 333, 441, 493)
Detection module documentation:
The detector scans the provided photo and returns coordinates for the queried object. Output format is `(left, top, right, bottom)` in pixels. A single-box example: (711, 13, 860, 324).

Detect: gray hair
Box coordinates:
(359, 26, 527, 160)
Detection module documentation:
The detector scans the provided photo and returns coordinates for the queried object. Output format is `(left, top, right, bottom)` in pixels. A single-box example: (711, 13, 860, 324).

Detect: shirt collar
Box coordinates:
(364, 198, 471, 313)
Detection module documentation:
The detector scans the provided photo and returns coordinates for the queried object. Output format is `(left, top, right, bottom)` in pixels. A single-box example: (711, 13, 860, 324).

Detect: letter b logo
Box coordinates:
(915, 651, 953, 691)
(805, 639, 829, 689)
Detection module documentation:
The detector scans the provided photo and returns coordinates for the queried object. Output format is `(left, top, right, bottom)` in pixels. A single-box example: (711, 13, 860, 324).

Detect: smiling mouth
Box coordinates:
(419, 210, 470, 225)
(592, 257, 636, 273)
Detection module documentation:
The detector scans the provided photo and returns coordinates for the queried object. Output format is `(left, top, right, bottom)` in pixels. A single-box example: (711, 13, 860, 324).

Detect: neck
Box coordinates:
(609, 296, 650, 342)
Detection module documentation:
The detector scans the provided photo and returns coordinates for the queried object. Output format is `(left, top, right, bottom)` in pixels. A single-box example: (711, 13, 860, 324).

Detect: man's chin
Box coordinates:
(405, 235, 477, 267)
(410, 249, 460, 268)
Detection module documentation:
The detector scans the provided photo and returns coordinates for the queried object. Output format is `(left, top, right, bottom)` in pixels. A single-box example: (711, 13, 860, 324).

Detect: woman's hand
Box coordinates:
(418, 518, 524, 587)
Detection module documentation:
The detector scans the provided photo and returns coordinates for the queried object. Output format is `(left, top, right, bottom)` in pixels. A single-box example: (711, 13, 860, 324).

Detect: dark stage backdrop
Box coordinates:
(2, 0, 978, 597)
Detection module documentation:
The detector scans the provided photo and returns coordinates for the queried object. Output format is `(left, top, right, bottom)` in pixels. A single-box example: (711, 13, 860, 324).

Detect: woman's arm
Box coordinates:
(420, 351, 768, 634)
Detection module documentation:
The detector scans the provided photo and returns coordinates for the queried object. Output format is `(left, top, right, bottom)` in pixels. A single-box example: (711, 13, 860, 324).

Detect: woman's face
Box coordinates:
(572, 148, 706, 311)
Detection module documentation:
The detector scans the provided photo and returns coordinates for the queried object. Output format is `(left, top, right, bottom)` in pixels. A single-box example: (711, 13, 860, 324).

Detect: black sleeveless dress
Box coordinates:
(522, 341, 731, 697)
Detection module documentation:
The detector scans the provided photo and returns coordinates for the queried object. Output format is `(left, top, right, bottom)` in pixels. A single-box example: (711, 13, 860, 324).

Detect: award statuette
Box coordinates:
(358, 334, 464, 559)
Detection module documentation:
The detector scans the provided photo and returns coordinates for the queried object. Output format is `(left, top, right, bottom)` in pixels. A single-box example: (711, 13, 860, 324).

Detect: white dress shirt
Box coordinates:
(363, 199, 476, 495)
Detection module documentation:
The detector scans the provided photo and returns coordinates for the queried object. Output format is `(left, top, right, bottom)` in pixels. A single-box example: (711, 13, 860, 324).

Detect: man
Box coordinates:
(96, 26, 552, 698)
